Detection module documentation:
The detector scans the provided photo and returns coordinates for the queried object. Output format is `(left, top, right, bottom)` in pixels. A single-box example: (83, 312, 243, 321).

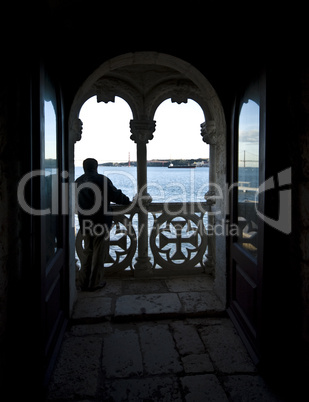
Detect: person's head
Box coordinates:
(83, 158, 98, 173)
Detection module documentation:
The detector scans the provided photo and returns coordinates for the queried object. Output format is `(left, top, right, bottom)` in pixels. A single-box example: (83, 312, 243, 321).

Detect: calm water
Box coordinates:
(74, 165, 258, 204)
(74, 166, 258, 266)
(74, 166, 210, 266)
(74, 166, 210, 203)
(238, 167, 259, 203)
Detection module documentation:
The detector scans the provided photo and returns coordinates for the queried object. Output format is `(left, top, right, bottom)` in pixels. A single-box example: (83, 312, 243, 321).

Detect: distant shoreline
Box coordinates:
(98, 158, 209, 168)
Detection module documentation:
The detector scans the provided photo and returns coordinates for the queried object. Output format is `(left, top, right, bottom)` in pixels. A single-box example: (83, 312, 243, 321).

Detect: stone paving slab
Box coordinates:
(71, 275, 226, 323)
(102, 327, 143, 378)
(180, 374, 229, 402)
(114, 293, 183, 318)
(198, 318, 256, 373)
(68, 321, 113, 336)
(170, 320, 206, 355)
(221, 375, 283, 401)
(178, 291, 224, 313)
(72, 296, 113, 321)
(165, 275, 214, 292)
(77, 279, 123, 298)
(181, 353, 214, 373)
(102, 376, 183, 401)
(139, 322, 183, 375)
(122, 278, 169, 294)
(46, 334, 102, 399)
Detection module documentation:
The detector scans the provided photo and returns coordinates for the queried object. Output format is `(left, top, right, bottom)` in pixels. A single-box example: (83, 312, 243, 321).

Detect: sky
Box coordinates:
(238, 99, 259, 167)
(45, 100, 57, 160)
(74, 96, 208, 166)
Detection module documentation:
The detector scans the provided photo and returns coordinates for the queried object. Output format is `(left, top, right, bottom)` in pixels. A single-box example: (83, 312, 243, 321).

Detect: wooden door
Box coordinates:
(38, 66, 68, 384)
(228, 74, 266, 363)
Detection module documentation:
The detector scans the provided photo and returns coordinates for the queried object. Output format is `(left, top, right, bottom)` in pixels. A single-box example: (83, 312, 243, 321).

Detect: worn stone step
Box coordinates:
(71, 290, 225, 324)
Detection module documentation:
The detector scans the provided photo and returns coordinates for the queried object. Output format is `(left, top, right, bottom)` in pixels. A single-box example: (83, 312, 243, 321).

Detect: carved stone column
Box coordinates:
(201, 120, 216, 182)
(130, 119, 156, 277)
(201, 120, 217, 274)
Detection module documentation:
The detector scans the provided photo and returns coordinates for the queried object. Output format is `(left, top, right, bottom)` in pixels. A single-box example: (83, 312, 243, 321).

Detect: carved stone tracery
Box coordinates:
(93, 77, 142, 119)
(149, 210, 208, 271)
(90, 71, 209, 122)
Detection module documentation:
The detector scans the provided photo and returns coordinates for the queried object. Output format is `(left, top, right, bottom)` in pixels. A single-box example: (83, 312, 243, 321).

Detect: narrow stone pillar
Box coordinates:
(201, 121, 216, 184)
(201, 121, 217, 274)
(130, 119, 156, 277)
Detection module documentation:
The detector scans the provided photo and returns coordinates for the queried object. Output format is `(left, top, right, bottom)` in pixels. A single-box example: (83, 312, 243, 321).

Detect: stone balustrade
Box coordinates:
(76, 201, 214, 277)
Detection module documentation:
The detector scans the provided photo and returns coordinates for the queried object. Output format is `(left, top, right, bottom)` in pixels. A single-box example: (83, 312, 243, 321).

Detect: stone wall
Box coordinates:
(0, 81, 9, 387)
(0, 70, 32, 389)
(298, 67, 309, 351)
(0, 77, 23, 387)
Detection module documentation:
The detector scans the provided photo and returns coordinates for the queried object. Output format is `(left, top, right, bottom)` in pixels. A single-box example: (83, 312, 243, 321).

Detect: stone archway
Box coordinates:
(68, 52, 227, 309)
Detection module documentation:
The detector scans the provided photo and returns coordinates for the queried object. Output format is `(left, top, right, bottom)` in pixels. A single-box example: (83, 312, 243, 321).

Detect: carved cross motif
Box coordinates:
(150, 212, 207, 270)
(159, 218, 199, 261)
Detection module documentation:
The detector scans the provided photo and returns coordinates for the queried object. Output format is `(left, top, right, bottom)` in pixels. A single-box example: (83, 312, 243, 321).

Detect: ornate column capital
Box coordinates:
(201, 120, 216, 145)
(70, 118, 83, 143)
(204, 189, 216, 206)
(130, 119, 156, 144)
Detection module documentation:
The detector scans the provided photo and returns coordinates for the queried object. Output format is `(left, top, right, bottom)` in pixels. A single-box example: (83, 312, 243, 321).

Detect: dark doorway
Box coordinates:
(228, 74, 266, 363)
(34, 65, 69, 384)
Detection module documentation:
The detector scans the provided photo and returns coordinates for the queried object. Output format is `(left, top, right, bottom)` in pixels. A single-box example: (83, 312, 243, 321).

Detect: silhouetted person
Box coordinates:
(75, 158, 131, 291)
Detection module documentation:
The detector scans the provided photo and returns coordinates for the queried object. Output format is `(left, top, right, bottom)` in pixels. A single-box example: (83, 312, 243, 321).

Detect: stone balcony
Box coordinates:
(74, 200, 222, 323)
(52, 203, 282, 401)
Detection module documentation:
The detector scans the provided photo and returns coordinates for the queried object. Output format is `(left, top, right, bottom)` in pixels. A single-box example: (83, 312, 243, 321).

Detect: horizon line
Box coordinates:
(74, 157, 209, 165)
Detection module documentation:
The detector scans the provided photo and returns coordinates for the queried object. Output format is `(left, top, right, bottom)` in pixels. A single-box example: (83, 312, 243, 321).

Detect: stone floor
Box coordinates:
(71, 275, 225, 323)
(46, 275, 284, 401)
